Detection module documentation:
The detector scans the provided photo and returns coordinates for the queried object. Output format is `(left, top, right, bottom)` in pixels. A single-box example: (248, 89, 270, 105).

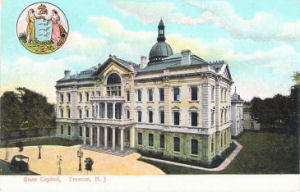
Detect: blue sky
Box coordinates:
(1, 0, 300, 103)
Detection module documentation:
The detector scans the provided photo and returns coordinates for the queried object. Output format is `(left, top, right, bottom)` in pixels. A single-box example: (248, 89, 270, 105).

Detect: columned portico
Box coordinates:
(82, 124, 133, 155)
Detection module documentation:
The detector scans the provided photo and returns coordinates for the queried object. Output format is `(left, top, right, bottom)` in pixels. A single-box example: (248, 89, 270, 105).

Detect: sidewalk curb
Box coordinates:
(140, 140, 243, 172)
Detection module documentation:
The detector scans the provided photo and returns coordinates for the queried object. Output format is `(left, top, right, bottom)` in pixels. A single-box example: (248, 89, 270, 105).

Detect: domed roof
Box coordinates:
(149, 41, 173, 61)
(148, 19, 173, 63)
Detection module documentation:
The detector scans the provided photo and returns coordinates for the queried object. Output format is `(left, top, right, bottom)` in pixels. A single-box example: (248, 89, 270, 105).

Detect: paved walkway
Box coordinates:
(0, 145, 165, 175)
(141, 140, 243, 172)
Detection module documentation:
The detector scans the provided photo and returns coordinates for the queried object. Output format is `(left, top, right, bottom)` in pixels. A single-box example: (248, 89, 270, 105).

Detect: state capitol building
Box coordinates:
(55, 19, 235, 165)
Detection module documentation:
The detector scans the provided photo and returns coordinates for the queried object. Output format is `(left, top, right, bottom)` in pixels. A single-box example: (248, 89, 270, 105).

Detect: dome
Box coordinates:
(149, 42, 173, 62)
(148, 19, 173, 64)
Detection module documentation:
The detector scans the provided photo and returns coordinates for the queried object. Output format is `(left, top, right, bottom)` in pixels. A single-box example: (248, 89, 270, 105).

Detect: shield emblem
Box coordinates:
(34, 19, 52, 42)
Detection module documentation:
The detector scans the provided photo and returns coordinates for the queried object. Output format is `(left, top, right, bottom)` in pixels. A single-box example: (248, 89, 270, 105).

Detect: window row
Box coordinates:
(60, 125, 72, 136)
(137, 133, 199, 155)
(137, 109, 199, 127)
(136, 86, 200, 103)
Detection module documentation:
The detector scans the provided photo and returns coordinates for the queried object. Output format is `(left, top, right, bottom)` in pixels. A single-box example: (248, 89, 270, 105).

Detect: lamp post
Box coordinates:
(77, 147, 83, 171)
(38, 145, 42, 159)
(57, 155, 62, 175)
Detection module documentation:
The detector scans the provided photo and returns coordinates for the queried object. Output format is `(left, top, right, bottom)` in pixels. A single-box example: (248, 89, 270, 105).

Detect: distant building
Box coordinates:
(230, 88, 244, 136)
(55, 19, 234, 165)
(243, 105, 261, 131)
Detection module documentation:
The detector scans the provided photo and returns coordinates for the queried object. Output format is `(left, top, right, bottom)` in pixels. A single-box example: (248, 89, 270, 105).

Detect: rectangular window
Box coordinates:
(173, 87, 180, 101)
(60, 109, 63, 118)
(68, 109, 71, 119)
(79, 93, 82, 102)
(68, 126, 71, 135)
(138, 111, 142, 122)
(67, 93, 71, 102)
(138, 133, 142, 145)
(174, 137, 180, 152)
(191, 112, 198, 126)
(100, 103, 105, 118)
(160, 135, 165, 148)
(159, 88, 164, 101)
(191, 86, 198, 101)
(149, 134, 153, 146)
(60, 93, 64, 103)
(86, 109, 89, 118)
(174, 111, 180, 125)
(79, 126, 82, 136)
(160, 111, 165, 124)
(191, 139, 198, 154)
(137, 89, 142, 101)
(148, 111, 153, 123)
(79, 109, 82, 119)
(127, 110, 130, 119)
(86, 92, 89, 102)
(148, 89, 153, 102)
(107, 103, 113, 119)
(127, 90, 130, 101)
(115, 103, 122, 119)
(60, 125, 63, 134)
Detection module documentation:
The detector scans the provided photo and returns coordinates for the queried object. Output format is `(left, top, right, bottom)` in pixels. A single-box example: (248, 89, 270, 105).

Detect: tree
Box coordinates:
(293, 72, 300, 84)
(0, 91, 24, 138)
(250, 93, 297, 131)
(1, 87, 55, 140)
(16, 87, 55, 130)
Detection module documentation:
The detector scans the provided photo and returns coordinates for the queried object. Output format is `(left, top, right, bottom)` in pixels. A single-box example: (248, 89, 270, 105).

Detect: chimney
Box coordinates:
(140, 56, 147, 69)
(181, 50, 191, 65)
(64, 70, 71, 79)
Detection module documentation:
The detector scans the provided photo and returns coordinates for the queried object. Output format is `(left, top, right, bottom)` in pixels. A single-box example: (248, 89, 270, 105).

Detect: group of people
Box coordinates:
(26, 5, 61, 45)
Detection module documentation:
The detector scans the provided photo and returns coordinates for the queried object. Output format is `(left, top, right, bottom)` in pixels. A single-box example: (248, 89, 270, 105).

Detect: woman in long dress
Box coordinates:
(26, 9, 36, 43)
(50, 9, 61, 46)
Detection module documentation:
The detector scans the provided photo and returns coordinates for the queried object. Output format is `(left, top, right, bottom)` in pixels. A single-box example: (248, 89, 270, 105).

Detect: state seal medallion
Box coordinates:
(16, 2, 69, 54)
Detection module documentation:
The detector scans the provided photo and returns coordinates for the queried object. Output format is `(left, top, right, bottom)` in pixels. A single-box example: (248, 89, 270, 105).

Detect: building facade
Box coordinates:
(55, 20, 233, 164)
(243, 105, 261, 131)
(230, 88, 244, 136)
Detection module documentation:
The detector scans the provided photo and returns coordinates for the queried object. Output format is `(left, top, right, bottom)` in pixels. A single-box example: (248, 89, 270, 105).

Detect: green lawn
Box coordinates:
(1, 137, 82, 148)
(140, 131, 299, 174)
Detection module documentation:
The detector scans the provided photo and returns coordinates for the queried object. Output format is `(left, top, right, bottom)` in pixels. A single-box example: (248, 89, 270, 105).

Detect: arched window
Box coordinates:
(107, 73, 121, 96)
(107, 73, 121, 84)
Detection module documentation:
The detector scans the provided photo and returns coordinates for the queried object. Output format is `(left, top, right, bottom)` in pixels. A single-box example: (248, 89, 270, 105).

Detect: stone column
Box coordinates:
(97, 127, 100, 147)
(104, 127, 107, 149)
(112, 127, 115, 151)
(83, 126, 86, 145)
(90, 127, 93, 146)
(112, 102, 115, 119)
(120, 128, 124, 152)
(104, 103, 107, 119)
